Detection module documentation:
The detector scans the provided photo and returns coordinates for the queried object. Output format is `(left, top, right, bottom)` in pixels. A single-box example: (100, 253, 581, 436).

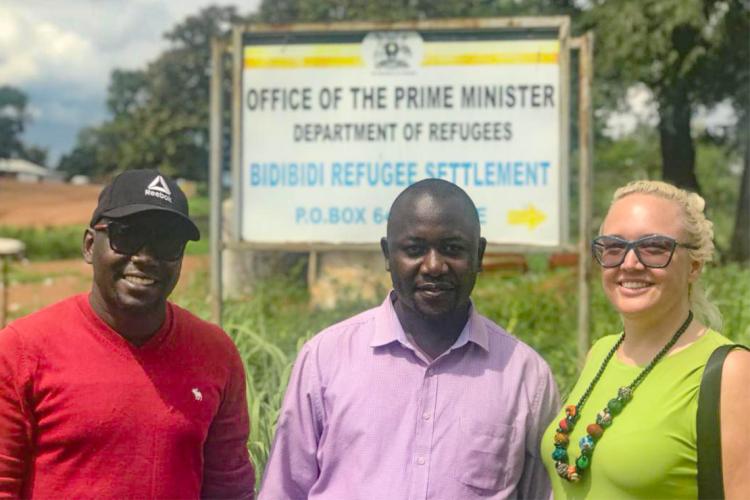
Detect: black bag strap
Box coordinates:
(697, 343, 749, 500)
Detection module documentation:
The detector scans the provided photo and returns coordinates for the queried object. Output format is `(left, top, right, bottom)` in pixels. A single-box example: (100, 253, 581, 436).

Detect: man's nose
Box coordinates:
(421, 248, 446, 275)
(131, 242, 159, 262)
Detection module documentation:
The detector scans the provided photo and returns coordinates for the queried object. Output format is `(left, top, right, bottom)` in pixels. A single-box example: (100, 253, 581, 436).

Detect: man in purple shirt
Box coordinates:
(260, 179, 559, 499)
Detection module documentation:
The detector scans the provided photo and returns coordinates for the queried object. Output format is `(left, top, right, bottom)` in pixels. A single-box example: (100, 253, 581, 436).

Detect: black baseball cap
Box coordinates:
(90, 169, 200, 241)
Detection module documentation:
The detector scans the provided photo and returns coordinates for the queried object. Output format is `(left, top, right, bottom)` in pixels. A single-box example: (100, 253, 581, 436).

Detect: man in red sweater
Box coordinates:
(0, 169, 255, 498)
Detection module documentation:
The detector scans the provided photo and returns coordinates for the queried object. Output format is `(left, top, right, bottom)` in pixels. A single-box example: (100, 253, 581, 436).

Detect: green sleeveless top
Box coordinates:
(541, 329, 731, 499)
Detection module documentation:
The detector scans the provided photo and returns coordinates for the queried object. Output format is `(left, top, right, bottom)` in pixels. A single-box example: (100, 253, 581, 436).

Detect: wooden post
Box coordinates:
(1, 257, 7, 328)
(0, 238, 25, 328)
(209, 38, 225, 326)
(576, 32, 594, 366)
(231, 26, 243, 246)
(307, 250, 318, 291)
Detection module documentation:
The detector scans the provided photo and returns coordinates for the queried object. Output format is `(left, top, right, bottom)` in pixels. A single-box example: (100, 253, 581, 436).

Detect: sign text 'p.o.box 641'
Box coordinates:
(240, 23, 569, 247)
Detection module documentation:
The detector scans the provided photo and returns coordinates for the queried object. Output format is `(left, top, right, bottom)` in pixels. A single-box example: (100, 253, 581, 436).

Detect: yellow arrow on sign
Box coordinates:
(507, 204, 547, 230)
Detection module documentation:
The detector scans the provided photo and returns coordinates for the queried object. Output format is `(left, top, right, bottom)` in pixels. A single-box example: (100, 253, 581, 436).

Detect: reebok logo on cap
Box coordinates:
(145, 175, 172, 203)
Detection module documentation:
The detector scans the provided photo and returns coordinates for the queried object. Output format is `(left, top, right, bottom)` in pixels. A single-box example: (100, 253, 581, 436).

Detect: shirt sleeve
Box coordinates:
(258, 342, 323, 500)
(517, 359, 560, 500)
(0, 326, 33, 498)
(201, 344, 255, 499)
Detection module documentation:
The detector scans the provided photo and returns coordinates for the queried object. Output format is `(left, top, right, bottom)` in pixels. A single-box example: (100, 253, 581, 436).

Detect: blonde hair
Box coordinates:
(608, 180, 722, 331)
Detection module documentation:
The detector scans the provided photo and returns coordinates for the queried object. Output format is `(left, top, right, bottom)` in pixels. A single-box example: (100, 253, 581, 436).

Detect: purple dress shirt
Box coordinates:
(260, 293, 559, 500)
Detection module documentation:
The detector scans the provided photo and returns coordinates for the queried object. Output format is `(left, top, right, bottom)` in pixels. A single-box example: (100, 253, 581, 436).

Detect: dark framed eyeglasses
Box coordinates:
(591, 235, 698, 269)
(92, 220, 187, 261)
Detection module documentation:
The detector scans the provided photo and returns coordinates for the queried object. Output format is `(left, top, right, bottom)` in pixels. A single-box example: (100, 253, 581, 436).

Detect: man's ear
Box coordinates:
(477, 237, 487, 272)
(82, 228, 95, 264)
(380, 237, 390, 271)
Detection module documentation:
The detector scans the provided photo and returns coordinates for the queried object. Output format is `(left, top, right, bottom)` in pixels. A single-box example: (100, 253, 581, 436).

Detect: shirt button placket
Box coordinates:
(412, 365, 437, 500)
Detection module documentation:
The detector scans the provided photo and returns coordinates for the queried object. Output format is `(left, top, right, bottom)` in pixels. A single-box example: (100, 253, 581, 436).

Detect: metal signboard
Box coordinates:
(239, 21, 569, 247)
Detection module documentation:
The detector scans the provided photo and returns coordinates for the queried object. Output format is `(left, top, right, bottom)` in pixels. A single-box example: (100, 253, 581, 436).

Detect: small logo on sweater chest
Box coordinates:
(191, 388, 203, 401)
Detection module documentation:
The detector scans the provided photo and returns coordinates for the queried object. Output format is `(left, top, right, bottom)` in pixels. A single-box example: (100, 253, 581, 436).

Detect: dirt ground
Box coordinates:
(0, 179, 208, 322)
(0, 178, 104, 227)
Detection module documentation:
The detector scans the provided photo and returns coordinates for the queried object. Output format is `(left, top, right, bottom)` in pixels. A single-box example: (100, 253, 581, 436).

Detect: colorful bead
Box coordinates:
(618, 386, 633, 402)
(586, 423, 604, 440)
(576, 455, 590, 470)
(565, 405, 577, 417)
(579, 435, 595, 453)
(607, 398, 624, 415)
(567, 465, 580, 482)
(554, 432, 569, 446)
(552, 447, 568, 461)
(596, 410, 612, 427)
(556, 461, 569, 477)
(558, 418, 569, 432)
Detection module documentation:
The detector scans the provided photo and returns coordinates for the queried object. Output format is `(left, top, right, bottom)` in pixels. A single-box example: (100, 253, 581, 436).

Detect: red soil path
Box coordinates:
(0, 179, 103, 227)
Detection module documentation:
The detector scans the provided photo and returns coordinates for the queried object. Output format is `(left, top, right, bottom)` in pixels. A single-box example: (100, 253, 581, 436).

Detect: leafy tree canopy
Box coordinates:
(0, 85, 48, 164)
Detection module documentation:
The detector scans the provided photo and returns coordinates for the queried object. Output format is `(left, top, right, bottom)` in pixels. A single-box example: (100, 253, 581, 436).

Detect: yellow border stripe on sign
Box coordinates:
(423, 39, 559, 66)
(245, 44, 363, 68)
(423, 52, 558, 65)
(245, 55, 363, 68)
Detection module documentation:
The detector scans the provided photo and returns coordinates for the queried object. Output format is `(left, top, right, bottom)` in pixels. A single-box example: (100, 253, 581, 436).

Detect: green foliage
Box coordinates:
(586, 0, 747, 109)
(0, 86, 28, 158)
(584, 0, 749, 195)
(0, 86, 48, 164)
(188, 195, 210, 218)
(694, 140, 744, 251)
(0, 226, 83, 260)
(58, 6, 242, 181)
(170, 262, 749, 486)
(259, 0, 577, 23)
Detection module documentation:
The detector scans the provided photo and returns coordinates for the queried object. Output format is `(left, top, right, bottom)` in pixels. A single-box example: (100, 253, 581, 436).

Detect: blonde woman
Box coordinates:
(542, 180, 750, 498)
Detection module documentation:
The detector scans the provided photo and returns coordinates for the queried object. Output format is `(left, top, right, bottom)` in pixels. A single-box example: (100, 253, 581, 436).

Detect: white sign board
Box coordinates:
(241, 30, 567, 246)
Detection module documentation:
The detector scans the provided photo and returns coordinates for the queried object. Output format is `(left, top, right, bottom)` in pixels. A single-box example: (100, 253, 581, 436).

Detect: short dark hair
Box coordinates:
(387, 179, 480, 239)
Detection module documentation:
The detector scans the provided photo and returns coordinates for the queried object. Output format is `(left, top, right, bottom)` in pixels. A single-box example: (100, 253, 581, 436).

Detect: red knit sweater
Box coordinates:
(0, 294, 254, 498)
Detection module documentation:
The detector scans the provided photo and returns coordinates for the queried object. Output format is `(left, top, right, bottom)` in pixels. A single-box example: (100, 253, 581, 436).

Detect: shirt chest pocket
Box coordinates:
(453, 417, 520, 492)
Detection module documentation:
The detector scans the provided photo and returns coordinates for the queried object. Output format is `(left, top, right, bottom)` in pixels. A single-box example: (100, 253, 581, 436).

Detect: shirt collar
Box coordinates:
(370, 291, 489, 353)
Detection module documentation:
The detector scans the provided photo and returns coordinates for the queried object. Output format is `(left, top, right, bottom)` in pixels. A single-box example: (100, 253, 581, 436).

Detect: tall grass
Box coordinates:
(171, 263, 750, 486)
(0, 225, 84, 260)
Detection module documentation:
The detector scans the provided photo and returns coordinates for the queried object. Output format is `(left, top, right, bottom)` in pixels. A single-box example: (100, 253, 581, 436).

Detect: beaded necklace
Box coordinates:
(552, 311, 694, 482)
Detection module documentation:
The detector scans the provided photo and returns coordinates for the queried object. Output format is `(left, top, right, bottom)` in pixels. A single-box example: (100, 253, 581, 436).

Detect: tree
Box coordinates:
(584, 1, 749, 192)
(258, 0, 577, 23)
(0, 86, 47, 164)
(59, 6, 242, 181)
(0, 86, 27, 158)
(728, 111, 749, 263)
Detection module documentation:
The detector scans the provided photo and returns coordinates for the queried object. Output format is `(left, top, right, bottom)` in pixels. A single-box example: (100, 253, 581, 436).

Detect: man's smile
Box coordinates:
(122, 272, 159, 287)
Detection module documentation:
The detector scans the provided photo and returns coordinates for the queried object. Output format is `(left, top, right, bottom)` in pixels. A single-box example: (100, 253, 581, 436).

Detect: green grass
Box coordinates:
(0, 226, 85, 260)
(168, 262, 750, 485)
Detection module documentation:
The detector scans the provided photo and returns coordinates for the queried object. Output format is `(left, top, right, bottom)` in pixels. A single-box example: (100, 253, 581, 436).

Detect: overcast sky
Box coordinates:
(1, 0, 261, 165)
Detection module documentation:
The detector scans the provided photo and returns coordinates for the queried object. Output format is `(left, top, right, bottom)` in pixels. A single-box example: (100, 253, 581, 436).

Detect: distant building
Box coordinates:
(0, 158, 63, 183)
(70, 175, 91, 185)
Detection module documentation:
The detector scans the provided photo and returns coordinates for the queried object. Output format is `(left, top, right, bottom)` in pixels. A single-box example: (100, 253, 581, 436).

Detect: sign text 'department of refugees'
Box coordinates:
(241, 26, 569, 246)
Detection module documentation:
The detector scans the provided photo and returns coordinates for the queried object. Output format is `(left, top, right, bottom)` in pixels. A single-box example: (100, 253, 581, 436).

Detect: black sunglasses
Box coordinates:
(92, 220, 187, 261)
(591, 235, 698, 269)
